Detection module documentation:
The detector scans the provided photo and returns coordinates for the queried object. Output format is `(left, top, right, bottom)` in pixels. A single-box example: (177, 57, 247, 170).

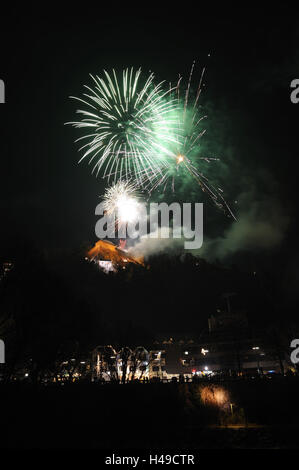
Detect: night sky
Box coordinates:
(1, 10, 299, 303)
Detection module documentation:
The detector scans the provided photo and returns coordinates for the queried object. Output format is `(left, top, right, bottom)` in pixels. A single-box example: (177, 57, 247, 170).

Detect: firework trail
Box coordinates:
(139, 62, 236, 220)
(67, 68, 178, 185)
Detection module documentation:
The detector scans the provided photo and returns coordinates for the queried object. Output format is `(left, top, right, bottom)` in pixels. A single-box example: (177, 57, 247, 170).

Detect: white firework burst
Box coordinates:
(68, 68, 178, 184)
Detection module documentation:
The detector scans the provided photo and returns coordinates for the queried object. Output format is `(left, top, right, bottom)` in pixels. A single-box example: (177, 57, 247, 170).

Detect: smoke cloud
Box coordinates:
(129, 227, 186, 259)
(200, 193, 290, 261)
(129, 186, 291, 262)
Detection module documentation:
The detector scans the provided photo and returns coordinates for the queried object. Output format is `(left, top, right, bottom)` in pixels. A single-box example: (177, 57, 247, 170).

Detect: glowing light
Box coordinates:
(116, 194, 139, 223)
(98, 260, 115, 273)
(102, 180, 141, 231)
(176, 154, 185, 164)
(200, 385, 230, 408)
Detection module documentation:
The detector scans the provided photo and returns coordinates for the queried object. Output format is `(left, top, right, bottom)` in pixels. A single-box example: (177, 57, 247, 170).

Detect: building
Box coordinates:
(148, 350, 167, 380)
(89, 311, 292, 382)
(85, 240, 144, 273)
(162, 312, 291, 377)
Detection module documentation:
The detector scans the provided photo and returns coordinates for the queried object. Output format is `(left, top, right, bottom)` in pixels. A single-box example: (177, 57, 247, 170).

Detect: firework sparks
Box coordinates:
(140, 62, 236, 220)
(67, 68, 178, 184)
(102, 181, 140, 223)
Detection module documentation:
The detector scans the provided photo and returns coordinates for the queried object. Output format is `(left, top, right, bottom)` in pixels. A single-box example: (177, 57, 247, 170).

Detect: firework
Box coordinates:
(68, 68, 178, 184)
(102, 180, 141, 228)
(141, 62, 236, 220)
